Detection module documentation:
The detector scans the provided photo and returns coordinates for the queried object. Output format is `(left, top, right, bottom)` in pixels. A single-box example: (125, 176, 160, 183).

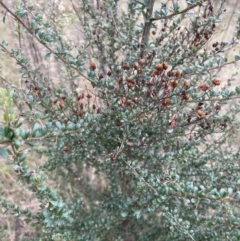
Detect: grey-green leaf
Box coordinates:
(0, 146, 9, 158)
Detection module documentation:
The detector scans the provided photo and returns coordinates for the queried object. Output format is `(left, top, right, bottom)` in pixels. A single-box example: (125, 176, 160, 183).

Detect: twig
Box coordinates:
(167, 211, 196, 241)
(123, 160, 157, 193)
(0, 1, 91, 82)
(151, 3, 200, 22)
(140, 0, 155, 58)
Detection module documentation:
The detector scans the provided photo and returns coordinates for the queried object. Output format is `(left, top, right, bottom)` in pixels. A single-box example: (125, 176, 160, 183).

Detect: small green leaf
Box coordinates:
(234, 55, 240, 61)
(236, 86, 240, 94)
(222, 89, 230, 97)
(41, 125, 47, 135)
(219, 188, 227, 198)
(26, 141, 37, 147)
(57, 45, 62, 53)
(28, 95, 34, 103)
(3, 11, 7, 23)
(173, 2, 179, 12)
(44, 52, 52, 60)
(20, 128, 29, 140)
(4, 126, 14, 139)
(32, 123, 40, 133)
(121, 212, 128, 218)
(0, 126, 4, 137)
(0, 146, 9, 158)
(133, 210, 141, 219)
(228, 188, 233, 196)
(67, 122, 75, 130)
(191, 198, 197, 203)
(13, 139, 23, 150)
(55, 121, 62, 129)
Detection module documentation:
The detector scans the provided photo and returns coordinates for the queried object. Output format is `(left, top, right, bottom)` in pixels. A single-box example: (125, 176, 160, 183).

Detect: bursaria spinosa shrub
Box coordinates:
(0, 0, 240, 240)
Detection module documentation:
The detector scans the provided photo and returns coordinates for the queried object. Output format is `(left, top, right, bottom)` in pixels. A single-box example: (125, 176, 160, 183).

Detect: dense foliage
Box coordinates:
(0, 0, 240, 240)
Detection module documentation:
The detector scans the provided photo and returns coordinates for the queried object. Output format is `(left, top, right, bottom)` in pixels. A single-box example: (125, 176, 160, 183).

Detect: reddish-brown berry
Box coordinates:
(122, 64, 130, 70)
(184, 80, 189, 88)
(86, 93, 92, 99)
(90, 63, 96, 71)
(215, 104, 221, 110)
(162, 98, 171, 106)
(78, 93, 85, 100)
(133, 97, 139, 104)
(199, 83, 209, 91)
(59, 93, 66, 100)
(139, 59, 146, 65)
(152, 30, 156, 35)
(63, 146, 70, 152)
(176, 70, 181, 78)
(194, 42, 199, 47)
(98, 73, 104, 79)
(163, 62, 168, 70)
(118, 77, 123, 84)
(170, 80, 178, 88)
(167, 70, 173, 77)
(212, 79, 220, 85)
(134, 63, 139, 70)
(155, 64, 163, 72)
(59, 102, 65, 109)
(196, 109, 206, 118)
(182, 93, 189, 101)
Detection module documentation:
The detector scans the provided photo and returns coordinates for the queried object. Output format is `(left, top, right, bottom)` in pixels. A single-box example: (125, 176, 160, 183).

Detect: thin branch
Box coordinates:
(70, 0, 82, 23)
(151, 2, 200, 22)
(139, 1, 201, 58)
(0, 1, 91, 82)
(140, 0, 155, 58)
(167, 211, 196, 241)
(184, 58, 240, 78)
(187, 95, 240, 103)
(123, 160, 158, 193)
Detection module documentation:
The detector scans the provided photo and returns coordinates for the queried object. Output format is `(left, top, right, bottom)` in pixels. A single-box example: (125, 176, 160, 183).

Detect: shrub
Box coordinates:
(0, 0, 240, 240)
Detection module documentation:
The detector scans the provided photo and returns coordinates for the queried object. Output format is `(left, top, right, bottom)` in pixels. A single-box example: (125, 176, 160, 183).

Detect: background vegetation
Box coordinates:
(0, 0, 240, 240)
